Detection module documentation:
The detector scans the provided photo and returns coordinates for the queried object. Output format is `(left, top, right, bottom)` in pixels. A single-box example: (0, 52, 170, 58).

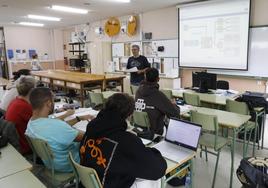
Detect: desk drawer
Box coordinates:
(66, 82, 81, 89)
(41, 77, 50, 83)
(53, 80, 65, 86)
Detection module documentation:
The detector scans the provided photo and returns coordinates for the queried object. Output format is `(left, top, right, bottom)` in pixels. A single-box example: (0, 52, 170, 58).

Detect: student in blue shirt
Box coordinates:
(25, 87, 93, 172)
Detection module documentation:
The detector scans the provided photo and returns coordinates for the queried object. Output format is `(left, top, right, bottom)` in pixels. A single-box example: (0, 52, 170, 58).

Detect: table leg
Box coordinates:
(121, 79, 124, 92)
(102, 80, 106, 91)
(161, 176, 165, 188)
(243, 127, 247, 158)
(261, 112, 266, 149)
(229, 128, 236, 188)
(80, 84, 84, 107)
(190, 160, 193, 188)
(253, 112, 259, 156)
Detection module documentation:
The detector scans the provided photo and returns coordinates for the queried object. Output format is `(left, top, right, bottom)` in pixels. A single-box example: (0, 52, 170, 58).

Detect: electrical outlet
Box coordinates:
(257, 81, 262, 85)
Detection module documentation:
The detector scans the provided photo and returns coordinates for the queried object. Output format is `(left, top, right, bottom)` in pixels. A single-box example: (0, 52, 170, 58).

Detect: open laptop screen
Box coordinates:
(166, 118, 201, 151)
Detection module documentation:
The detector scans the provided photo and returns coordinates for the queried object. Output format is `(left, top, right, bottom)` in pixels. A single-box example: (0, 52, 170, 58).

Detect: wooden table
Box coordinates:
(181, 106, 250, 188)
(0, 77, 10, 90)
(0, 170, 45, 188)
(31, 70, 125, 106)
(0, 144, 32, 179)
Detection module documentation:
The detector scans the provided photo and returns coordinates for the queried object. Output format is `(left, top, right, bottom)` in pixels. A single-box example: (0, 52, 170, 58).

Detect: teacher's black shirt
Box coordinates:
(127, 55, 150, 85)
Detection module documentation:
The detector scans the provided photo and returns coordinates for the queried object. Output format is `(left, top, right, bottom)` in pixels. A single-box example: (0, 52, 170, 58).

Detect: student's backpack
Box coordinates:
(237, 157, 268, 188)
(0, 134, 8, 148)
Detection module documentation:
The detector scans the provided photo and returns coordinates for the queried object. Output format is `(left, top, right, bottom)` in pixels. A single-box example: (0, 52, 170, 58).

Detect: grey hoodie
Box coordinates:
(135, 81, 180, 135)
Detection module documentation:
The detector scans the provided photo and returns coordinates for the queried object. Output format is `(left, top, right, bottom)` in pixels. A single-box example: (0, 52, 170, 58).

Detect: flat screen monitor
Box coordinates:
(192, 72, 217, 92)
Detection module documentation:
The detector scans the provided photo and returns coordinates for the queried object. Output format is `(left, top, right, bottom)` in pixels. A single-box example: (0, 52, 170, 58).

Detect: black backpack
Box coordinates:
(0, 134, 8, 148)
(237, 157, 268, 188)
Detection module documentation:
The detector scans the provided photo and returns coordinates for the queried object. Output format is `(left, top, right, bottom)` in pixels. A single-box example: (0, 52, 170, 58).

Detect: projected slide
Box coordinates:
(179, 0, 250, 70)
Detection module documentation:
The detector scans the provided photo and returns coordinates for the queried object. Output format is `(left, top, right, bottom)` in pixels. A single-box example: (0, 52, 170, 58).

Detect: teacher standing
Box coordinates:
(127, 45, 150, 86)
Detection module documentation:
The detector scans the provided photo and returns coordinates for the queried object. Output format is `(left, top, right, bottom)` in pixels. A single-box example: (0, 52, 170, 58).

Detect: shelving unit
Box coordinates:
(68, 42, 85, 59)
(68, 42, 88, 72)
(0, 27, 9, 79)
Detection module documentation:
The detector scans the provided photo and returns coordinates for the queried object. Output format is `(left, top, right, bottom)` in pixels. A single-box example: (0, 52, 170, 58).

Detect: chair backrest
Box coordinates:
(25, 135, 37, 164)
(133, 111, 151, 128)
(130, 85, 139, 95)
(160, 89, 173, 100)
(190, 111, 219, 149)
(27, 136, 54, 167)
(69, 152, 102, 188)
(89, 92, 104, 107)
(226, 99, 249, 115)
(183, 92, 200, 106)
(216, 80, 229, 90)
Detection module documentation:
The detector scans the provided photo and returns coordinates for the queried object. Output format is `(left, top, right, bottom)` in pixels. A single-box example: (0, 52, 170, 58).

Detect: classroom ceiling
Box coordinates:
(0, 0, 200, 28)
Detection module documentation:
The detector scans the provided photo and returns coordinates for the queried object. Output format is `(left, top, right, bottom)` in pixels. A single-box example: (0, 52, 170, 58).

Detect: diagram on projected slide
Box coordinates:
(179, 0, 250, 69)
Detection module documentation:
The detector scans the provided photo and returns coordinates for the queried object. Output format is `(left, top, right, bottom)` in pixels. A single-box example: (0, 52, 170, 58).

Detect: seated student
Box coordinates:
(135, 68, 180, 135)
(80, 93, 167, 188)
(25, 87, 93, 172)
(0, 69, 31, 112)
(5, 76, 36, 154)
(31, 54, 42, 71)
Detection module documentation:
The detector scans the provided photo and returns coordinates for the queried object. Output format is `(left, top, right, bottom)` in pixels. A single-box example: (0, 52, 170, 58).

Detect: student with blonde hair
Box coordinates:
(5, 75, 36, 154)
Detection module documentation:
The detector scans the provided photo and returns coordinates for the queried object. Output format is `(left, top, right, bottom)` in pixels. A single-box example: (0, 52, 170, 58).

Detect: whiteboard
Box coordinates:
(209, 27, 268, 78)
(112, 43, 124, 57)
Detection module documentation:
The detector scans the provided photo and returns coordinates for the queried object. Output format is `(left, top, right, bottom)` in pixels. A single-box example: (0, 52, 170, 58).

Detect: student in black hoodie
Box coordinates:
(135, 68, 180, 135)
(80, 93, 167, 188)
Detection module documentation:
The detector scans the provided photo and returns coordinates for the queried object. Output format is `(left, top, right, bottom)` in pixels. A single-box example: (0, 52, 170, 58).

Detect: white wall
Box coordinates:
(4, 26, 64, 61)
(142, 6, 178, 40)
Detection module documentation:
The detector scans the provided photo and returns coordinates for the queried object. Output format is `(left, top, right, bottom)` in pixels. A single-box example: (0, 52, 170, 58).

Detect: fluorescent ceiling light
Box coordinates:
(28, 14, 61, 21)
(51, 5, 88, 14)
(19, 22, 44, 27)
(106, 0, 131, 3)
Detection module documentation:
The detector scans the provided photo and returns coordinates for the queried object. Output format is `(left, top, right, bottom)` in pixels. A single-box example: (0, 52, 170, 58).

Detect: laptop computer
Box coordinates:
(153, 118, 201, 162)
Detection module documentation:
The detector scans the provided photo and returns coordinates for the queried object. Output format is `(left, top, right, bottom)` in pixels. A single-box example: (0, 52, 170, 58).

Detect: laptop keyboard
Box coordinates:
(153, 141, 193, 162)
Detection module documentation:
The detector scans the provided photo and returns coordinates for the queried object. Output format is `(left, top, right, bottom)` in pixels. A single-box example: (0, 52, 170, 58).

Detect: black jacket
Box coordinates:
(80, 109, 167, 188)
(0, 119, 20, 151)
(135, 81, 180, 135)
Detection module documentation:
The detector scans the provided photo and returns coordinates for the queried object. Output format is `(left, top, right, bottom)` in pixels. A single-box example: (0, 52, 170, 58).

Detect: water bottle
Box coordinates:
(185, 171, 191, 188)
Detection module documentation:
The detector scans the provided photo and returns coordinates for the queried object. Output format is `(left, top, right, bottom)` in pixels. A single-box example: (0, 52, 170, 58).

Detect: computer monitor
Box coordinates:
(192, 72, 217, 93)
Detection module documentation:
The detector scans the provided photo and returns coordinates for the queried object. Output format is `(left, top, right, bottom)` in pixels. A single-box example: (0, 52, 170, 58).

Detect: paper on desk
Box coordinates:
(64, 108, 99, 121)
(141, 138, 152, 145)
(73, 120, 88, 132)
(53, 108, 99, 121)
(125, 67, 138, 73)
(227, 89, 239, 94)
(177, 104, 192, 114)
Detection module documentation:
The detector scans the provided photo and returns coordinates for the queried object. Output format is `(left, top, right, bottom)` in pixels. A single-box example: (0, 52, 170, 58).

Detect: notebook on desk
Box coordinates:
(153, 118, 201, 162)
